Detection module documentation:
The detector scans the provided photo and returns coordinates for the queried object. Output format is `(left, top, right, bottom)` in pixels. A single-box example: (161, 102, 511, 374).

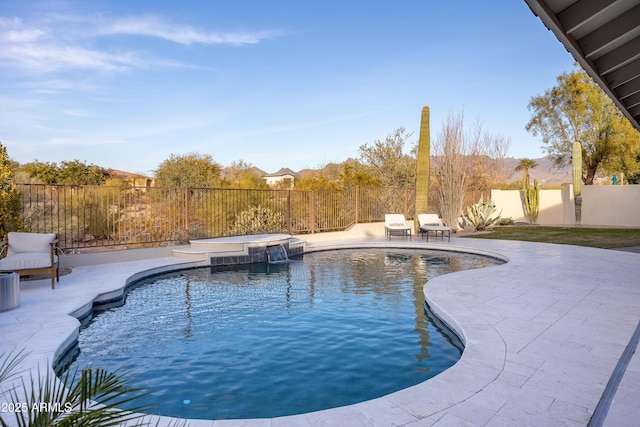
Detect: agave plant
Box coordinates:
(464, 196, 501, 231)
(0, 348, 180, 427)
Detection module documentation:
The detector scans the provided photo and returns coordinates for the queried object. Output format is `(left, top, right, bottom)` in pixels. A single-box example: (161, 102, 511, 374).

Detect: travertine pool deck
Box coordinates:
(1, 236, 639, 426)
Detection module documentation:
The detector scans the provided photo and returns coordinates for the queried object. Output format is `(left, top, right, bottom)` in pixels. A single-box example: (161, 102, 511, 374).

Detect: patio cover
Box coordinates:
(525, 0, 640, 131)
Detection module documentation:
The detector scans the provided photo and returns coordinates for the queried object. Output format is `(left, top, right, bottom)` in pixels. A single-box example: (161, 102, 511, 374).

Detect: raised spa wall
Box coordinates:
(186, 234, 306, 266)
(59, 223, 384, 270)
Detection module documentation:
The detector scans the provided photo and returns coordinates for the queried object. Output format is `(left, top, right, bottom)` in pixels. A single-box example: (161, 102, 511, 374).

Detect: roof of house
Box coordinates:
(525, 0, 640, 131)
(108, 169, 153, 179)
(263, 167, 298, 178)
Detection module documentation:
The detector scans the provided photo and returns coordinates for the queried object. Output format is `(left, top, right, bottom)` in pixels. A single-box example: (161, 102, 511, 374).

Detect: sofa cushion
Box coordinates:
(0, 253, 57, 270)
(7, 232, 56, 256)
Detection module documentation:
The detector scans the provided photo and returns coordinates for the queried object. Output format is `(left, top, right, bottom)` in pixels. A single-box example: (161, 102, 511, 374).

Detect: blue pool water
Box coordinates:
(67, 249, 501, 420)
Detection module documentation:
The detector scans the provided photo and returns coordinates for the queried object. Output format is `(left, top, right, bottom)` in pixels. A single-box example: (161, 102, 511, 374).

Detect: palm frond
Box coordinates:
(0, 348, 29, 384)
(1, 348, 157, 427)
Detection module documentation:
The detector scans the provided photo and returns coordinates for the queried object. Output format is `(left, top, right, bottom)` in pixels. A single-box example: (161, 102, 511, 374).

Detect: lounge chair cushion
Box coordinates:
(0, 252, 58, 270)
(385, 214, 409, 227)
(7, 232, 56, 256)
(418, 214, 444, 227)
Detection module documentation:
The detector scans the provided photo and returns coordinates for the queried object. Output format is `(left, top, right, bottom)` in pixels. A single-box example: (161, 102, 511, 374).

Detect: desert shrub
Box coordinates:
(230, 205, 287, 235)
(496, 217, 515, 226)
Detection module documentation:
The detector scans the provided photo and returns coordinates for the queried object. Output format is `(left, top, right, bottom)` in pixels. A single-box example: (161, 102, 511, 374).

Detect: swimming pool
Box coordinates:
(67, 248, 501, 420)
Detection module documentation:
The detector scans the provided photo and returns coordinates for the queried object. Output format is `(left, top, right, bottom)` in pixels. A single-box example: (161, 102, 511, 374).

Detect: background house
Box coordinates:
(108, 169, 154, 187)
(262, 168, 297, 188)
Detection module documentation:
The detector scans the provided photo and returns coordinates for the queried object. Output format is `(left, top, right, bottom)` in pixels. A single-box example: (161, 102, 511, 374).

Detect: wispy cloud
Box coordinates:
(0, 13, 284, 73)
(0, 17, 44, 42)
(3, 42, 143, 73)
(22, 78, 97, 94)
(0, 15, 141, 72)
(95, 15, 285, 45)
(61, 109, 92, 117)
(47, 136, 127, 146)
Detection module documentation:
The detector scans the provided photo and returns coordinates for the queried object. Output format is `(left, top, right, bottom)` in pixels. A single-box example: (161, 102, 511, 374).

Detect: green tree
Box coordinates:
(0, 143, 22, 237)
(58, 160, 108, 185)
(526, 67, 640, 184)
(22, 160, 108, 185)
(294, 161, 374, 191)
(339, 161, 380, 189)
(626, 153, 640, 183)
(601, 118, 640, 182)
(515, 158, 539, 187)
(357, 127, 416, 188)
(222, 160, 269, 189)
(22, 161, 59, 184)
(155, 152, 222, 188)
(294, 173, 342, 191)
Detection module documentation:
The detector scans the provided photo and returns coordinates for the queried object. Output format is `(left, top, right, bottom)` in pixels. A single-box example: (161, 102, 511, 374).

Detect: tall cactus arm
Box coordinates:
(572, 141, 582, 197)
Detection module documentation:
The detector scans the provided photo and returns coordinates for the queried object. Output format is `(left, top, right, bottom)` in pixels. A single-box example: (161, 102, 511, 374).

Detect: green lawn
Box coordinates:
(462, 226, 640, 249)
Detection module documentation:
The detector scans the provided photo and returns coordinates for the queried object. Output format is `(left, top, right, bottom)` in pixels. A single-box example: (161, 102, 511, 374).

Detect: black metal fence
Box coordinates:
(16, 184, 415, 251)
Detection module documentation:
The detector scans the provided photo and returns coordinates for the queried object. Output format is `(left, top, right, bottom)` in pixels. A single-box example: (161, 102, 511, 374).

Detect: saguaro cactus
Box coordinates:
(572, 141, 583, 226)
(522, 176, 540, 224)
(414, 106, 430, 223)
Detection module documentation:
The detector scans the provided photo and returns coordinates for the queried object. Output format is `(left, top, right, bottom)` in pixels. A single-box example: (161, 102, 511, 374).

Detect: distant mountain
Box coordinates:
(232, 156, 571, 186)
(298, 160, 352, 178)
(503, 157, 571, 185)
(248, 166, 266, 176)
(262, 167, 298, 178)
(294, 156, 571, 186)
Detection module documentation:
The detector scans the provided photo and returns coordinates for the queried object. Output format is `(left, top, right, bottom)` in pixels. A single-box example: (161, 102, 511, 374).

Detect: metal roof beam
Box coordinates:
(616, 76, 640, 99)
(606, 58, 640, 88)
(579, 3, 640, 58)
(624, 91, 640, 109)
(558, 0, 617, 34)
(594, 36, 640, 74)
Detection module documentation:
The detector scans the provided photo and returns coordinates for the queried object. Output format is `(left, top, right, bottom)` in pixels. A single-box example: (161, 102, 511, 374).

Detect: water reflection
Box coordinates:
(67, 249, 500, 420)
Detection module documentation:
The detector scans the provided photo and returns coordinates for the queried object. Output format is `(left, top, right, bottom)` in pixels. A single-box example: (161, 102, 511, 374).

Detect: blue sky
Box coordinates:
(0, 1, 575, 176)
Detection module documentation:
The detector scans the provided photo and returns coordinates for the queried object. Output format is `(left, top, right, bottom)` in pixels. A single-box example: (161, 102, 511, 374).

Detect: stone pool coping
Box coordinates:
(1, 236, 639, 426)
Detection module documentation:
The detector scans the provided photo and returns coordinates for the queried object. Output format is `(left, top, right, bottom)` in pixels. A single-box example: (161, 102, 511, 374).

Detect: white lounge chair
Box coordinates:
(384, 214, 412, 240)
(417, 214, 451, 242)
(0, 232, 60, 289)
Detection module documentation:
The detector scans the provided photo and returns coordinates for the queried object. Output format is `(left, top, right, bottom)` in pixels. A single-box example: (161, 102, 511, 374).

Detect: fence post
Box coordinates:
(287, 190, 292, 234)
(310, 191, 316, 234)
(355, 186, 359, 224)
(184, 187, 190, 241)
(405, 188, 410, 219)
